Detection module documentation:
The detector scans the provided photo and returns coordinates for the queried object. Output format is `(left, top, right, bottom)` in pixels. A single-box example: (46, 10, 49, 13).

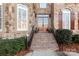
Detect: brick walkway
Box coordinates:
(30, 32, 59, 50)
(25, 32, 68, 56)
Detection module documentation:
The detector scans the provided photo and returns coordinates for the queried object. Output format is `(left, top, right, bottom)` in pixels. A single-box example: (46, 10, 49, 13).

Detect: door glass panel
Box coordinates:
(38, 18, 42, 24)
(37, 18, 42, 28)
(40, 3, 47, 8)
(44, 18, 48, 24)
(37, 15, 48, 31)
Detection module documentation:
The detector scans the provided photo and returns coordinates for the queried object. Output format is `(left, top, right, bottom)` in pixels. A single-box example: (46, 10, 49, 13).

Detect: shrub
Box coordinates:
(13, 37, 27, 52)
(55, 29, 62, 44)
(47, 28, 54, 33)
(72, 34, 79, 43)
(0, 36, 27, 56)
(55, 29, 72, 44)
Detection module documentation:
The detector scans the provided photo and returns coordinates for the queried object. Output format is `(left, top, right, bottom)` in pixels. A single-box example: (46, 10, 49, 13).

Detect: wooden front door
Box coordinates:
(37, 15, 48, 32)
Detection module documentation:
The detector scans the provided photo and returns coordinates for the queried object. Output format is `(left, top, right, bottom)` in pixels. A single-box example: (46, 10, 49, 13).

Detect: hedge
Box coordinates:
(72, 34, 79, 43)
(55, 29, 72, 44)
(0, 36, 27, 56)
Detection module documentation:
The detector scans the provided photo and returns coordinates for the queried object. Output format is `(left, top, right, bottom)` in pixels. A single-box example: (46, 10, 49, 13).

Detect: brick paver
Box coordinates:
(30, 32, 59, 51)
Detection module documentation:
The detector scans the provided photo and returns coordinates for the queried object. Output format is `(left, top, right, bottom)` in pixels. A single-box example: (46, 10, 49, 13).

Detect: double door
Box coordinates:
(37, 17, 48, 32)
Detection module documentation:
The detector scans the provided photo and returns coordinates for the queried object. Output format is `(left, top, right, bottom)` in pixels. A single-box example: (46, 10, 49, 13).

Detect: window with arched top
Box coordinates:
(59, 9, 75, 30)
(62, 9, 71, 29)
(17, 4, 28, 31)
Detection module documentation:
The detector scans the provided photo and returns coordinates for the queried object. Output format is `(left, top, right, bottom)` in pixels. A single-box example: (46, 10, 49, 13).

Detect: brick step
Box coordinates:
(30, 32, 59, 51)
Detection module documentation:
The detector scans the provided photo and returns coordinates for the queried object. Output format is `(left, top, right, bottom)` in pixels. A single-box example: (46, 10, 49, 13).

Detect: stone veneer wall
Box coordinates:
(34, 3, 52, 28)
(28, 4, 36, 34)
(53, 3, 79, 34)
(0, 3, 35, 39)
(34, 3, 51, 14)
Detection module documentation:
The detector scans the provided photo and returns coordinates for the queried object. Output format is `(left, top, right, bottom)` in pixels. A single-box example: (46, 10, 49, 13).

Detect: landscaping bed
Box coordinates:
(0, 36, 28, 56)
(54, 29, 79, 52)
(59, 43, 79, 52)
(16, 49, 33, 56)
(16, 27, 35, 56)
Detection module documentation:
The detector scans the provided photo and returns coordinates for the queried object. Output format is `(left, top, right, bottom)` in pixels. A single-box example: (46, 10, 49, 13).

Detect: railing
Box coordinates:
(27, 26, 35, 48)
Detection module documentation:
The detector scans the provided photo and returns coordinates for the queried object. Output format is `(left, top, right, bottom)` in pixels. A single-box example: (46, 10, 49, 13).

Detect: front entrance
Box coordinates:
(37, 15, 48, 32)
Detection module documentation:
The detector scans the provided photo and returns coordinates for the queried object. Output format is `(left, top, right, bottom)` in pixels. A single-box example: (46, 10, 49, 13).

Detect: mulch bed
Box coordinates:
(16, 49, 33, 56)
(59, 43, 79, 52)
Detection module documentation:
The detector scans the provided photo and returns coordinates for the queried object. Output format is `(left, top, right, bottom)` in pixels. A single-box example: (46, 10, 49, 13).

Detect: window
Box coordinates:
(17, 4, 28, 31)
(40, 3, 47, 8)
(0, 4, 3, 31)
(62, 9, 71, 29)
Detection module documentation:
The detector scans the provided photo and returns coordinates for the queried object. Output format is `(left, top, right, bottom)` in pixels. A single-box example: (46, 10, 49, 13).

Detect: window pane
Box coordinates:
(0, 6, 2, 30)
(40, 3, 47, 8)
(0, 18, 1, 29)
(0, 7, 1, 17)
(17, 4, 28, 31)
(38, 18, 42, 24)
(62, 12, 70, 29)
(44, 18, 48, 24)
(18, 8, 26, 21)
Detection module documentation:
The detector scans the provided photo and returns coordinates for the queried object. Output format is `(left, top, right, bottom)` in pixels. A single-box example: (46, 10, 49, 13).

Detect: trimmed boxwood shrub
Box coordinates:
(55, 29, 62, 44)
(55, 29, 72, 44)
(72, 34, 79, 43)
(0, 36, 27, 56)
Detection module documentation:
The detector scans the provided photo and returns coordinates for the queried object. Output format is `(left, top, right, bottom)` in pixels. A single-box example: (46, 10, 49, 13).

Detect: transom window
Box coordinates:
(40, 3, 47, 8)
(17, 4, 28, 31)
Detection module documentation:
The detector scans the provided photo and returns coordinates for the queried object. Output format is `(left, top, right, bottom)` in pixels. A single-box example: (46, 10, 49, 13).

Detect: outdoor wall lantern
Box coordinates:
(49, 14, 51, 18)
(35, 13, 37, 18)
(33, 11, 35, 16)
(26, 33, 30, 42)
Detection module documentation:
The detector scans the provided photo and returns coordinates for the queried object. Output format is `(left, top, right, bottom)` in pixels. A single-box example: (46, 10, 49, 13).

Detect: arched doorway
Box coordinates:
(37, 15, 49, 32)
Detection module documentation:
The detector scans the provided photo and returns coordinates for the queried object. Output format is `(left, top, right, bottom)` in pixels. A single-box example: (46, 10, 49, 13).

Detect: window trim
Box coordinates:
(0, 4, 3, 32)
(17, 4, 28, 31)
(62, 9, 71, 29)
(78, 13, 79, 30)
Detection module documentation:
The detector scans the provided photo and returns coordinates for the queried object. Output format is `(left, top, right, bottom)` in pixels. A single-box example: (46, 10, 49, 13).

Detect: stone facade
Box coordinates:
(34, 3, 52, 28)
(0, 3, 36, 39)
(53, 3, 79, 34)
(34, 3, 51, 14)
(1, 3, 79, 39)
(0, 3, 52, 39)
